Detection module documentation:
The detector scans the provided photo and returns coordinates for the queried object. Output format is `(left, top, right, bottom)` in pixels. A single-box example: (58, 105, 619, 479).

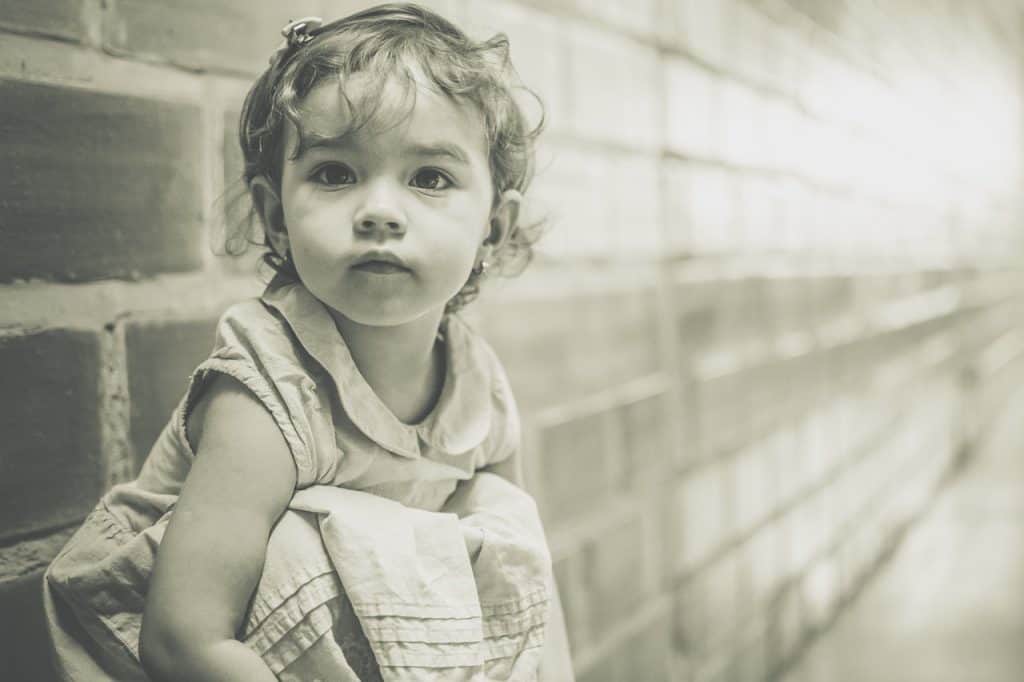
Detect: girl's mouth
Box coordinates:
(352, 261, 410, 274)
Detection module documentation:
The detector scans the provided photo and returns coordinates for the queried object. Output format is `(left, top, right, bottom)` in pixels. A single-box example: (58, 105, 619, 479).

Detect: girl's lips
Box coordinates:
(351, 261, 410, 274)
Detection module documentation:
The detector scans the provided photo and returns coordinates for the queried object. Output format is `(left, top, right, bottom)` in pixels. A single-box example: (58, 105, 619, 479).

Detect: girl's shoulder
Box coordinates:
(206, 294, 323, 388)
(213, 296, 305, 356)
(444, 314, 506, 379)
(443, 314, 521, 462)
(188, 295, 330, 487)
(446, 315, 517, 411)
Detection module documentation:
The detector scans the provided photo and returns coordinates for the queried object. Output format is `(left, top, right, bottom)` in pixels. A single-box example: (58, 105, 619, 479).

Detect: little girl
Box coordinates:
(44, 4, 570, 680)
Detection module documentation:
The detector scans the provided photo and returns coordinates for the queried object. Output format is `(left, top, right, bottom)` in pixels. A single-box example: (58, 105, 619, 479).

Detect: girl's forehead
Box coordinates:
(289, 74, 487, 159)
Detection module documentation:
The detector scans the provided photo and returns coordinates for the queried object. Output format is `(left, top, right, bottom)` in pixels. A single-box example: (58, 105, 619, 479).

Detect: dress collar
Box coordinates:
(260, 279, 493, 458)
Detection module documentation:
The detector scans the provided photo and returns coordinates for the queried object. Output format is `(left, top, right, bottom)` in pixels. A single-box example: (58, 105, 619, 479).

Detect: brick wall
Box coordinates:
(2, 1, 1023, 680)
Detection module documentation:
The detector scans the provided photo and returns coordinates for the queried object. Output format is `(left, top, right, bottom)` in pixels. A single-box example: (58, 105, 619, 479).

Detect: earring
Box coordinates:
(471, 260, 489, 277)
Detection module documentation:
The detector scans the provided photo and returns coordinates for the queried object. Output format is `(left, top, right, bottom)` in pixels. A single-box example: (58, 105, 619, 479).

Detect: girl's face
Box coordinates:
(270, 73, 509, 327)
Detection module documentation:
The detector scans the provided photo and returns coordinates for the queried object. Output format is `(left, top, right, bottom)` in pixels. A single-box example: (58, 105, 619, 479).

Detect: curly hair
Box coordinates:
(223, 3, 545, 316)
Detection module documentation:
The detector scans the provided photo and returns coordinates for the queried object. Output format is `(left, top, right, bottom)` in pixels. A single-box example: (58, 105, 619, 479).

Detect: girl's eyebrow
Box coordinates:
(406, 142, 470, 166)
(295, 131, 355, 159)
(295, 133, 470, 166)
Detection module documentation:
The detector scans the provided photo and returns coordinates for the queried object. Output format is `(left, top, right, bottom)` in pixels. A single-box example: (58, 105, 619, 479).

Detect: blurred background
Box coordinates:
(2, 0, 1023, 680)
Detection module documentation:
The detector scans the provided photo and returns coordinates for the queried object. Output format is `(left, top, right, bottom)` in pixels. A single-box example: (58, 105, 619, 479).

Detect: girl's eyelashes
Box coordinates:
(307, 163, 454, 191)
(410, 168, 454, 191)
(311, 162, 356, 187)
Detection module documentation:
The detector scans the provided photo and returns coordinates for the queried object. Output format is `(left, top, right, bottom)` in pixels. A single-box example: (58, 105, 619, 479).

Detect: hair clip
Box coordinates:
(269, 16, 323, 65)
(471, 260, 489, 277)
(282, 17, 323, 46)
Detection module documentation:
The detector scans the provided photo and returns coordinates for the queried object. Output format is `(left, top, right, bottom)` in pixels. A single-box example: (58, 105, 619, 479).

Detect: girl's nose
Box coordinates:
(353, 197, 407, 239)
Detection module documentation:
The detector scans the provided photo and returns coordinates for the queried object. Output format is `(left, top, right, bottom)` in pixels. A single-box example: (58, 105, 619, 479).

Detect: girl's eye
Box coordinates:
(311, 163, 355, 186)
(410, 168, 453, 191)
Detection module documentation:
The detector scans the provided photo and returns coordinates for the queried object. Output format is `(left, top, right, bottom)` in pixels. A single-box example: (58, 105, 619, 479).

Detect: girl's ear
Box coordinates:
(485, 189, 522, 250)
(250, 175, 289, 258)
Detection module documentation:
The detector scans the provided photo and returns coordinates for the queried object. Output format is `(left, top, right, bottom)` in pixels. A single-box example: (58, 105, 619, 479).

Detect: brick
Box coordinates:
(728, 620, 769, 682)
(736, 175, 786, 252)
(714, 278, 772, 354)
(745, 359, 801, 440)
(807, 275, 855, 327)
(416, 0, 461, 21)
(606, 152, 663, 256)
(581, 514, 648, 639)
(783, 501, 820, 577)
(803, 403, 838, 483)
(479, 295, 587, 410)
(222, 108, 245, 210)
(760, 95, 799, 173)
(579, 289, 661, 388)
(791, 117, 833, 182)
(617, 393, 673, 487)
(719, 81, 771, 168)
(682, 166, 739, 254)
(575, 0, 659, 37)
(672, 279, 719, 357)
(720, 0, 774, 88)
(220, 109, 264, 275)
(731, 441, 770, 535)
(743, 520, 783, 608)
(800, 53, 852, 126)
(761, 428, 793, 517)
(647, 483, 680, 591)
(0, 0, 85, 41)
(621, 613, 674, 682)
(778, 422, 812, 506)
(509, 0, 575, 15)
(529, 145, 663, 260)
(525, 143, 615, 260)
(0, 571, 59, 682)
(826, 472, 852, 539)
(0, 330, 104, 540)
(674, 552, 739, 658)
(675, 463, 728, 573)
(572, 291, 632, 389)
(566, 22, 660, 149)
(461, 0, 568, 134)
(767, 581, 804, 669)
(663, 161, 693, 255)
(674, 0, 727, 68)
(482, 289, 660, 411)
(800, 556, 841, 631)
(0, 80, 202, 282)
(676, 385, 703, 468)
(774, 178, 811, 251)
(552, 553, 587, 653)
(537, 411, 613, 524)
(702, 552, 740, 649)
(105, 0, 322, 74)
(691, 652, 731, 682)
(664, 57, 721, 159)
(577, 609, 672, 682)
(693, 367, 750, 461)
(126, 316, 220, 471)
(574, 651, 616, 682)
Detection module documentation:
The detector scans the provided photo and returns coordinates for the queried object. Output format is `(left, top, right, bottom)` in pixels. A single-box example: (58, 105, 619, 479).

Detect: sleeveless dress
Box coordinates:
(43, 279, 572, 681)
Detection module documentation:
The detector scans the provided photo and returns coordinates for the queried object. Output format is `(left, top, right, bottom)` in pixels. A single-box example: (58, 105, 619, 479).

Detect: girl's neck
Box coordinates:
(328, 308, 446, 425)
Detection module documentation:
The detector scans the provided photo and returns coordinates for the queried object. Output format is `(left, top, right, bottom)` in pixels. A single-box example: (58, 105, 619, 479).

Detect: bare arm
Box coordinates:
(479, 448, 525, 488)
(140, 373, 297, 682)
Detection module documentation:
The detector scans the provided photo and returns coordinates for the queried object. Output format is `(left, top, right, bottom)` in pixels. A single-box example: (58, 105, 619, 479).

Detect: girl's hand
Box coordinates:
(462, 525, 483, 562)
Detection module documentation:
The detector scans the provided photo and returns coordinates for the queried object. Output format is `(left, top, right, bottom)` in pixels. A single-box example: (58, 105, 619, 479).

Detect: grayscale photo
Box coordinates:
(1, 1, 1022, 681)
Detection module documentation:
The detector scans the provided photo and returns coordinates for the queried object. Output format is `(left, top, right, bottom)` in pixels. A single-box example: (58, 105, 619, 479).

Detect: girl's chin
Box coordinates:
(322, 299, 443, 330)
